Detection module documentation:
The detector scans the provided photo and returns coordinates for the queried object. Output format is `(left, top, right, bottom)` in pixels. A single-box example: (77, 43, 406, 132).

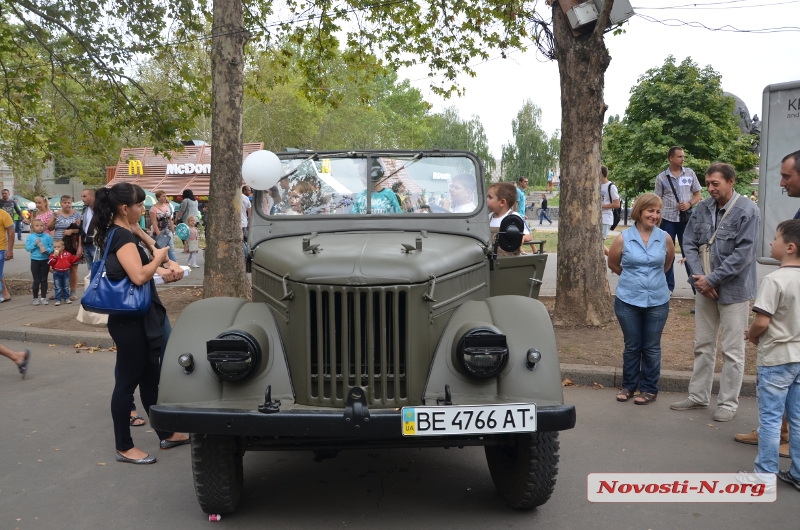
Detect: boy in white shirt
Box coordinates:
(744, 219, 800, 491)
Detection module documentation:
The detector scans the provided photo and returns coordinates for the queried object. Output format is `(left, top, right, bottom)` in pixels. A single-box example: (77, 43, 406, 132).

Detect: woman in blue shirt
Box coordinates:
(607, 193, 675, 405)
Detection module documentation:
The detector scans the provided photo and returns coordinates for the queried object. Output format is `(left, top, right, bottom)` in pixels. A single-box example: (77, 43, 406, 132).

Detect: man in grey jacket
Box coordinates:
(670, 162, 760, 422)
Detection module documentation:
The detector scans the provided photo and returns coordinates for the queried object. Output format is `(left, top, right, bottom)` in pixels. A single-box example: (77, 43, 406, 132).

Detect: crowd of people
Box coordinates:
(2, 183, 197, 465)
(3, 151, 799, 488)
(604, 147, 800, 492)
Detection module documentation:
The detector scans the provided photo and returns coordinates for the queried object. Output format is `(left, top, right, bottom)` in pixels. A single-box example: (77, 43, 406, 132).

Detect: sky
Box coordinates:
(402, 0, 800, 158)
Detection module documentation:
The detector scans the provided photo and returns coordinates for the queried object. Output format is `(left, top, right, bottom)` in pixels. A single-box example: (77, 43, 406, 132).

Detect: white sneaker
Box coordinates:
(33, 298, 41, 306)
(40, 298, 48, 305)
(66, 299, 72, 304)
(737, 471, 776, 494)
(54, 301, 61, 306)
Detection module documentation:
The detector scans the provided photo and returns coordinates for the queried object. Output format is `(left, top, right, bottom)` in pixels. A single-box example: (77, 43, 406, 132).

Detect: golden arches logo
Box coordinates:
(127, 160, 144, 175)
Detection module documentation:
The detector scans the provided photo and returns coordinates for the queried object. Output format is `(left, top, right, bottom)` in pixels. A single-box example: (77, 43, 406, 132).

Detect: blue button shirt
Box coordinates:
(616, 226, 670, 308)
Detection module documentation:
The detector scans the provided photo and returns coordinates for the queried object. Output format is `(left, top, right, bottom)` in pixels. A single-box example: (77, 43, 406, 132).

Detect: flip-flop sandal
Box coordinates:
(616, 389, 634, 402)
(18, 349, 31, 379)
(129, 415, 147, 427)
(634, 392, 657, 405)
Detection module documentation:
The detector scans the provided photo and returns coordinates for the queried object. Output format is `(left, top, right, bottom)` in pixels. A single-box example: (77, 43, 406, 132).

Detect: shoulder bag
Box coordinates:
(81, 227, 152, 316)
(697, 195, 739, 275)
(666, 174, 693, 224)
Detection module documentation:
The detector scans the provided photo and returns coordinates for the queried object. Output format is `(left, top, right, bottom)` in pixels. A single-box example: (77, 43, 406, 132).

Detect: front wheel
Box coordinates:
(191, 434, 244, 514)
(484, 431, 560, 509)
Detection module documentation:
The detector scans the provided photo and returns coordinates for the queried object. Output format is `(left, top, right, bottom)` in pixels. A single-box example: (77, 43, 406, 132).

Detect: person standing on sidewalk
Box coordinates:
(79, 189, 97, 267)
(740, 220, 800, 491)
(0, 189, 23, 239)
(735, 149, 800, 456)
(600, 166, 620, 240)
(25, 219, 53, 305)
(0, 207, 13, 302)
(607, 194, 674, 405)
(654, 147, 702, 292)
(670, 163, 759, 422)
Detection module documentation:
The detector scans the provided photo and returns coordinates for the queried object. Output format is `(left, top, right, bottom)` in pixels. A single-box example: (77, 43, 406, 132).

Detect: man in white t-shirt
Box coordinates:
(241, 185, 252, 241)
(600, 165, 620, 240)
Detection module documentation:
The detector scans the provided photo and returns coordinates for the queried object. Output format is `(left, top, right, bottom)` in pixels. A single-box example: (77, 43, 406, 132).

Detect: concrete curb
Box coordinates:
(560, 363, 757, 398)
(2, 326, 114, 348)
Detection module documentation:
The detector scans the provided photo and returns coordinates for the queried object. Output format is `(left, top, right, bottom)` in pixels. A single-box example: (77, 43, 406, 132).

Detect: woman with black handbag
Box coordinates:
(93, 183, 189, 465)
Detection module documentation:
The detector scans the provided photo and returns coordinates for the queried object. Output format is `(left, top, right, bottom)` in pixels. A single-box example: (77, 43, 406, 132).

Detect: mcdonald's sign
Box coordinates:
(128, 160, 144, 175)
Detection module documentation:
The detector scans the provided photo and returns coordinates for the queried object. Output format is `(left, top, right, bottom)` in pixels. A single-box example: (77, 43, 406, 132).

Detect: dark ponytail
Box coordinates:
(93, 183, 147, 249)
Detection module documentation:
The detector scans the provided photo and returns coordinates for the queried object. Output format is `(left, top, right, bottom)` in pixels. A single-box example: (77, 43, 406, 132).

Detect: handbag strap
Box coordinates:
(708, 194, 740, 246)
(99, 227, 117, 263)
(90, 227, 117, 282)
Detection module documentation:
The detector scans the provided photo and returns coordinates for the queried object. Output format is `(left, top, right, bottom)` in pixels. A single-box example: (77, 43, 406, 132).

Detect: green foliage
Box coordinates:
(243, 47, 435, 151)
(501, 100, 559, 186)
(0, 2, 209, 184)
(424, 107, 495, 175)
(603, 56, 759, 197)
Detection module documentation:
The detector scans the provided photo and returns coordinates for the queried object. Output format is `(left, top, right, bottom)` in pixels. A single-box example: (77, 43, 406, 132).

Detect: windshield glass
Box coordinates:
(257, 154, 481, 217)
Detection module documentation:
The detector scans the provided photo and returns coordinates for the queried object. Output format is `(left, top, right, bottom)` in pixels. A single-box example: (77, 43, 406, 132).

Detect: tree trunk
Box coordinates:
(205, 0, 251, 299)
(551, 3, 614, 326)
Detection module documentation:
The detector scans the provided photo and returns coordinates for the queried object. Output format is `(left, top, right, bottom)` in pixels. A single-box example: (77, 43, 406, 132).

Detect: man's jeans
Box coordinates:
(53, 270, 70, 301)
(754, 362, 800, 479)
(539, 209, 552, 224)
(83, 244, 97, 268)
(614, 298, 670, 394)
(688, 294, 749, 410)
(660, 218, 690, 292)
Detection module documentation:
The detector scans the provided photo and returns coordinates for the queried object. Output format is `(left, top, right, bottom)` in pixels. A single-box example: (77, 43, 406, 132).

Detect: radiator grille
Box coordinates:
(308, 286, 409, 405)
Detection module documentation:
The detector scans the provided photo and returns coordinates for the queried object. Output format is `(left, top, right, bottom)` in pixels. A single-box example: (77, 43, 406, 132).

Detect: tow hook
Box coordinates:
(344, 387, 370, 428)
(436, 384, 453, 405)
(258, 385, 281, 414)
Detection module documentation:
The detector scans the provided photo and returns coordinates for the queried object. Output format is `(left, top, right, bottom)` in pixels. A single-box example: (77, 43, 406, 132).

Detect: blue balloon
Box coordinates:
(175, 223, 190, 241)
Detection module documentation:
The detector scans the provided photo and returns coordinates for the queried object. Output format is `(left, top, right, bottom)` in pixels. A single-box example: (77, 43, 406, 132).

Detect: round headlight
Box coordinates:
(455, 327, 509, 379)
(206, 330, 262, 382)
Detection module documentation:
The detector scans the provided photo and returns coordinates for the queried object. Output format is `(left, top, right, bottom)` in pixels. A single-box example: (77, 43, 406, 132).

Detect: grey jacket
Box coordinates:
(683, 192, 759, 304)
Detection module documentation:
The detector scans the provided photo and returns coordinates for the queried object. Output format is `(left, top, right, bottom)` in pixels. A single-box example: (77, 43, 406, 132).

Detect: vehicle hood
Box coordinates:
(253, 232, 487, 285)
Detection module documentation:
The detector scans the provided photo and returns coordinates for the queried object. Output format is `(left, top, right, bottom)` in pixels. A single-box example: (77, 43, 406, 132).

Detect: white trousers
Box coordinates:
(687, 294, 749, 411)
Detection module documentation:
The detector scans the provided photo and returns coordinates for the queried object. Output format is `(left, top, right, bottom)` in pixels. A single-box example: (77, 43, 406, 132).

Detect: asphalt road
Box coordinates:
(0, 338, 795, 529)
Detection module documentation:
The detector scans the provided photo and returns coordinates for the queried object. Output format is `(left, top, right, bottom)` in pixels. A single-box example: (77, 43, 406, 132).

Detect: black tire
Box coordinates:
(191, 434, 244, 514)
(484, 431, 560, 509)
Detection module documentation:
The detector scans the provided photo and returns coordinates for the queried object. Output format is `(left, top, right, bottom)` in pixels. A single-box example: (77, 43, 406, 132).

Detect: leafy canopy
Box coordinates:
(603, 56, 758, 196)
(501, 99, 559, 186)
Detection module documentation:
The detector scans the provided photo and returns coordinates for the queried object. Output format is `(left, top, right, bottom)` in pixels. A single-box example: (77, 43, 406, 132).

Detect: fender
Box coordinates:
(158, 297, 293, 407)
(423, 295, 563, 406)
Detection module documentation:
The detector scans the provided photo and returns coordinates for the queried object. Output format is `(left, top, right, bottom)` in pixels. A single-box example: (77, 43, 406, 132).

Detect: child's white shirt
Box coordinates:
(489, 210, 530, 234)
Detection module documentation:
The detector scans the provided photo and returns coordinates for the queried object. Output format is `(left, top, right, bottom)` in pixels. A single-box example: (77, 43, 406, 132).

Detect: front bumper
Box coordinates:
(150, 403, 576, 441)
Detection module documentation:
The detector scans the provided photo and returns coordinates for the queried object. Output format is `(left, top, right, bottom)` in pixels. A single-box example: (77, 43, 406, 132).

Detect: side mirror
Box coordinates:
(497, 214, 524, 253)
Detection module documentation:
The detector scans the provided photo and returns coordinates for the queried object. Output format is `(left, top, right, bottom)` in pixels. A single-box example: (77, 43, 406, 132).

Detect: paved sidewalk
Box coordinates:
(1, 236, 757, 396)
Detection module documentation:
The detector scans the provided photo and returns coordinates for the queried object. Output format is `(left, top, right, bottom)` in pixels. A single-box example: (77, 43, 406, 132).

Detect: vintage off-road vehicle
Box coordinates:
(150, 150, 575, 515)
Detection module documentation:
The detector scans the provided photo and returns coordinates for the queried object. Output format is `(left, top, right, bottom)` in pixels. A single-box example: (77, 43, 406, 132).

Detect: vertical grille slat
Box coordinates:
(309, 286, 408, 406)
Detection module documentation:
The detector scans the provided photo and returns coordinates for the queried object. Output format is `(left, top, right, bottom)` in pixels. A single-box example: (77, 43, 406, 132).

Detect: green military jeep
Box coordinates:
(150, 150, 575, 515)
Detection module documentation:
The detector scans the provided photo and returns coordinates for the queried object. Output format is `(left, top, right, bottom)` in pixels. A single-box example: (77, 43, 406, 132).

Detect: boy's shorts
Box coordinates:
(0, 250, 6, 280)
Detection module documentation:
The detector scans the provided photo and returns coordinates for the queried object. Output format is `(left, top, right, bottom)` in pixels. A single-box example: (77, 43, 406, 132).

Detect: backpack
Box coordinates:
(607, 181, 622, 231)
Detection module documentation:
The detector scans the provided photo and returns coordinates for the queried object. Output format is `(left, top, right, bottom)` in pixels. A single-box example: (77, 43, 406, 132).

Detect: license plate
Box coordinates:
(401, 404, 536, 436)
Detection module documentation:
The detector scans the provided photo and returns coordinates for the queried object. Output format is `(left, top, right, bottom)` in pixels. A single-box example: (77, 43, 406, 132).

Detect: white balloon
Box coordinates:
(242, 150, 282, 190)
(27, 202, 36, 210)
